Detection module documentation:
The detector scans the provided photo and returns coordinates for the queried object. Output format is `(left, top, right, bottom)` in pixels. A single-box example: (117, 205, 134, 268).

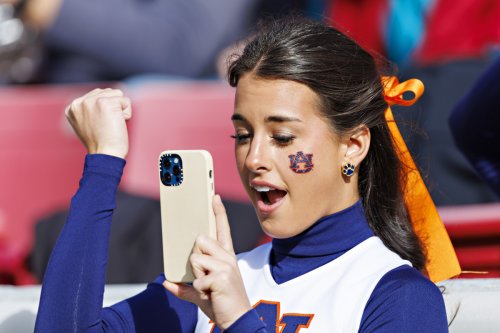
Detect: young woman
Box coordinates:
(35, 17, 448, 332)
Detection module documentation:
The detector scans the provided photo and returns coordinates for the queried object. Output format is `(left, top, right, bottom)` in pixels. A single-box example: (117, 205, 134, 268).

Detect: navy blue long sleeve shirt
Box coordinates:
(35, 154, 448, 332)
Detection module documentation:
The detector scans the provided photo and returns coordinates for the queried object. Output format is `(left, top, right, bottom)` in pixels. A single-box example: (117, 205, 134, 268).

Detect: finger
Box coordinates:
(192, 274, 217, 295)
(163, 280, 204, 303)
(194, 234, 233, 262)
(163, 280, 215, 320)
(92, 90, 125, 107)
(64, 103, 74, 119)
(92, 88, 124, 98)
(64, 88, 121, 117)
(190, 252, 209, 280)
(120, 97, 133, 120)
(190, 252, 231, 278)
(82, 89, 124, 111)
(94, 96, 131, 118)
(65, 97, 82, 118)
(78, 88, 109, 101)
(213, 195, 234, 254)
(82, 88, 104, 98)
(83, 87, 117, 99)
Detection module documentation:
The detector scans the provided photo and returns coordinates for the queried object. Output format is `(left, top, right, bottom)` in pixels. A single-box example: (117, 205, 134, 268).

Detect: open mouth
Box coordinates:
(259, 188, 287, 205)
(251, 184, 288, 214)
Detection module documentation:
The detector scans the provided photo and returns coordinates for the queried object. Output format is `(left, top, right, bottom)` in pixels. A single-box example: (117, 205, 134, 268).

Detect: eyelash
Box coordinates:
(230, 133, 251, 144)
(229, 134, 296, 146)
(272, 135, 295, 146)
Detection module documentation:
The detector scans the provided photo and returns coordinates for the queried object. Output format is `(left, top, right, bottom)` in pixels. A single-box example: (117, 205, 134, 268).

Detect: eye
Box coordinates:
(230, 133, 252, 144)
(272, 134, 295, 146)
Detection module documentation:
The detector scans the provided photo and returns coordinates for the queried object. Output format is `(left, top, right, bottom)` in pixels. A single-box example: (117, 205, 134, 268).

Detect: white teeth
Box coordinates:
(252, 185, 273, 192)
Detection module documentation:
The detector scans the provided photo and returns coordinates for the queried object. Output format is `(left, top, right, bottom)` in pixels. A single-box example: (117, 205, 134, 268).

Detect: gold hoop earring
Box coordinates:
(341, 161, 355, 177)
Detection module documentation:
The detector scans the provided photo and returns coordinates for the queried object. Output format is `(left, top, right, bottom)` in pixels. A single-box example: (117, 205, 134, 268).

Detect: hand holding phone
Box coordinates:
(163, 194, 252, 330)
(159, 150, 216, 283)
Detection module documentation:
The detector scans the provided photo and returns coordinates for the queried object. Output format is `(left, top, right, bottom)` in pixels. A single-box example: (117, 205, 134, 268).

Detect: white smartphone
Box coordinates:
(158, 150, 216, 283)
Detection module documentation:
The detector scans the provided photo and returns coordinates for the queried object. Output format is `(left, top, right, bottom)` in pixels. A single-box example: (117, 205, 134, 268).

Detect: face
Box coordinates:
(232, 74, 360, 239)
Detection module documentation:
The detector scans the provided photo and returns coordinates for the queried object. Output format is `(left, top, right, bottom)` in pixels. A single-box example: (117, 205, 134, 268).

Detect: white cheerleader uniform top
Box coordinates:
(195, 236, 411, 332)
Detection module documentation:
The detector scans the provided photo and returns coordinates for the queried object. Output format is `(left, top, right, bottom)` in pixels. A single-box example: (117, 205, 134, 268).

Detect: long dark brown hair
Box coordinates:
(227, 16, 426, 271)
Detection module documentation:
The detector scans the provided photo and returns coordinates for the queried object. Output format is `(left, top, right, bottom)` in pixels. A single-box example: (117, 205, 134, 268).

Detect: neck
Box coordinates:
(270, 200, 374, 284)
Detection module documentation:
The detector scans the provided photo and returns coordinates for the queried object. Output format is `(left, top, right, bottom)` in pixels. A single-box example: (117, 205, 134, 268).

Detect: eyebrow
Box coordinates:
(265, 115, 302, 123)
(231, 113, 247, 122)
(231, 113, 302, 123)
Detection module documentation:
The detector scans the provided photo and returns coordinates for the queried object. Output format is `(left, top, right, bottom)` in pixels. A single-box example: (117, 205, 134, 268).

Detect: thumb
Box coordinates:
(163, 280, 210, 305)
(120, 97, 132, 120)
(163, 280, 215, 323)
(163, 280, 195, 300)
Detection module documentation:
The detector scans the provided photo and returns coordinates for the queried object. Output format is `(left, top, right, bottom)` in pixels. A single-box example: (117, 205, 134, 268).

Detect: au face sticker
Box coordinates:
(288, 151, 314, 173)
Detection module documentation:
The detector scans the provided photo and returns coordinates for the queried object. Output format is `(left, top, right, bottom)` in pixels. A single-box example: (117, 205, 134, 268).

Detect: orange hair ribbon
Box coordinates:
(382, 76, 461, 282)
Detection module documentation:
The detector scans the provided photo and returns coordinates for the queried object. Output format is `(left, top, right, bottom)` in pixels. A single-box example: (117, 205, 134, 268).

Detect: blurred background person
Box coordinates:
(0, 0, 318, 284)
(0, 0, 312, 84)
(3, 0, 498, 286)
(449, 57, 500, 198)
(327, 0, 500, 206)
(0, 2, 42, 83)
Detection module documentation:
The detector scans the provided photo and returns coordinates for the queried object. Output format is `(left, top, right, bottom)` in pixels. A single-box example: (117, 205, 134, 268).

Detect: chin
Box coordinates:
(259, 217, 300, 239)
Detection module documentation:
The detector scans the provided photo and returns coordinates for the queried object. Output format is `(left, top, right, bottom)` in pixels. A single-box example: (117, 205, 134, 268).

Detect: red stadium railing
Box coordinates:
(439, 204, 500, 278)
(0, 83, 498, 284)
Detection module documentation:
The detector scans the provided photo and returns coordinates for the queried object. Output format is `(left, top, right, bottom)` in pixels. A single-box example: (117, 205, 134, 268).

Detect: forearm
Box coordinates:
(35, 154, 125, 332)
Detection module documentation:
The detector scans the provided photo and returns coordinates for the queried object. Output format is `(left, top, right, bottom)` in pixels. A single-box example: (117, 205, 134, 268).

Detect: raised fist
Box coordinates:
(65, 88, 132, 159)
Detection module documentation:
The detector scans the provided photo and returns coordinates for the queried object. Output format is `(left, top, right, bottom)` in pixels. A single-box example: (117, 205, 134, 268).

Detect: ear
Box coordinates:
(343, 125, 370, 166)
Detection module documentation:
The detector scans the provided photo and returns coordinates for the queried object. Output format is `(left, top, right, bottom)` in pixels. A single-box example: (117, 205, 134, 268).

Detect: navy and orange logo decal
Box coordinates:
(288, 151, 314, 174)
(210, 300, 314, 333)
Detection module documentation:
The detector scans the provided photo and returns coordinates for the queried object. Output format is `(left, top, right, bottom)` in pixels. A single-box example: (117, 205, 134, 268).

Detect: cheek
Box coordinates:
(282, 150, 319, 200)
(286, 149, 340, 201)
(282, 166, 328, 232)
(287, 150, 315, 174)
(235, 146, 252, 192)
(234, 146, 246, 170)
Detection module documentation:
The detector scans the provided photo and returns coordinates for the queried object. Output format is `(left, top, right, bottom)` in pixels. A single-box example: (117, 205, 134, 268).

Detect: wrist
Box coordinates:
(224, 309, 266, 333)
(87, 140, 128, 159)
(93, 146, 128, 159)
(85, 154, 126, 177)
(219, 303, 253, 330)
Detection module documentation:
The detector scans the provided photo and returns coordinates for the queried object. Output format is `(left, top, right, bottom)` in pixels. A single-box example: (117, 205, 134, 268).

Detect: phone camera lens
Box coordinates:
(163, 158, 171, 169)
(162, 172, 172, 183)
(173, 165, 181, 176)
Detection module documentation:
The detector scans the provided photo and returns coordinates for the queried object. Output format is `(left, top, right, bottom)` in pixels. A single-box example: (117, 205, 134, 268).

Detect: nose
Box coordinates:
(244, 136, 271, 174)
